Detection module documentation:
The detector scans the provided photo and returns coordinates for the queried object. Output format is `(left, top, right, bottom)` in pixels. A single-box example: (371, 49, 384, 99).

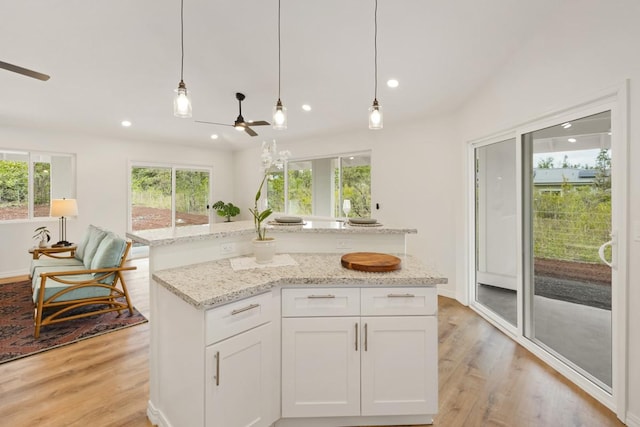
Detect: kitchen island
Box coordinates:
(127, 220, 446, 427)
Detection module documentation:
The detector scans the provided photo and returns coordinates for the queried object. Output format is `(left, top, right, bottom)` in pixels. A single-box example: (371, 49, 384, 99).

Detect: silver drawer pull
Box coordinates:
(231, 303, 260, 315)
(387, 293, 416, 298)
(307, 294, 336, 299)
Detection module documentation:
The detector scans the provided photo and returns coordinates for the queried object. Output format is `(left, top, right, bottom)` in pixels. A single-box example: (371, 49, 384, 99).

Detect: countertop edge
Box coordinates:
(152, 254, 447, 310)
(127, 222, 418, 247)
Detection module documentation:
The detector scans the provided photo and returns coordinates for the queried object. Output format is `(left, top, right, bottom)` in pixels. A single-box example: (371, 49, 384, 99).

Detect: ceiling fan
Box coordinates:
(0, 61, 50, 81)
(196, 92, 270, 137)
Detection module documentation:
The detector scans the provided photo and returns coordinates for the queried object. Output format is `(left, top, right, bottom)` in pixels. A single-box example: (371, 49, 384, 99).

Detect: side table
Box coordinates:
(29, 245, 78, 260)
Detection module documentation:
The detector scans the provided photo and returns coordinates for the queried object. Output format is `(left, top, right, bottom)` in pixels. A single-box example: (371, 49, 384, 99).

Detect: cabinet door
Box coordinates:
(282, 317, 360, 418)
(205, 323, 273, 427)
(360, 316, 438, 416)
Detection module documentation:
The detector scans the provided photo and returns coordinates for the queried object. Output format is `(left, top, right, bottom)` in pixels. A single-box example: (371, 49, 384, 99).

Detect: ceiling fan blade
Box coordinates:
(247, 120, 270, 127)
(0, 61, 50, 81)
(195, 120, 233, 127)
(244, 126, 258, 137)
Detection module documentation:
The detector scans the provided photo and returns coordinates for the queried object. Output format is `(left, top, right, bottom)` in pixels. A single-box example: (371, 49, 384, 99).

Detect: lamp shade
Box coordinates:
(50, 198, 78, 217)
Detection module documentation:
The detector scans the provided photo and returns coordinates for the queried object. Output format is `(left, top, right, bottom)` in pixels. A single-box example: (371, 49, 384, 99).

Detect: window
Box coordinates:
(267, 152, 371, 218)
(0, 150, 75, 221)
(129, 164, 212, 231)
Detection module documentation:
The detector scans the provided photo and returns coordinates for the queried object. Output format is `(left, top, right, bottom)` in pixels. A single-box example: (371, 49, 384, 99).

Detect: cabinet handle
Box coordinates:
(355, 323, 358, 351)
(364, 323, 368, 352)
(214, 351, 220, 386)
(387, 293, 415, 298)
(231, 303, 260, 315)
(307, 294, 336, 299)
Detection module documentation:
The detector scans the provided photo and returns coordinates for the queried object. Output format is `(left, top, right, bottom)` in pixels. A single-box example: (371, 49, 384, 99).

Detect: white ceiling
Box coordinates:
(2, 0, 566, 151)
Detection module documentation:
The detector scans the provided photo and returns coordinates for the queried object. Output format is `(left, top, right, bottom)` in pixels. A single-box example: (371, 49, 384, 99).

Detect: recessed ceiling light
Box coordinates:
(121, 120, 132, 127)
(608, 132, 612, 135)
(561, 122, 572, 129)
(210, 134, 219, 140)
(568, 138, 577, 143)
(302, 104, 312, 111)
(386, 79, 399, 88)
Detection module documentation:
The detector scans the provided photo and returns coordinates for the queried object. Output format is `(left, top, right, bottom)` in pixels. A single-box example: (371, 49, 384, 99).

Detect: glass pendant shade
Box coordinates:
(173, 80, 192, 118)
(273, 99, 287, 130)
(368, 99, 383, 129)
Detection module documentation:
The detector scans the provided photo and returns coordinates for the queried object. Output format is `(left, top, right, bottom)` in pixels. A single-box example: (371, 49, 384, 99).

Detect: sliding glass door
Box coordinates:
(470, 96, 627, 414)
(130, 164, 212, 231)
(523, 111, 612, 389)
(474, 138, 518, 328)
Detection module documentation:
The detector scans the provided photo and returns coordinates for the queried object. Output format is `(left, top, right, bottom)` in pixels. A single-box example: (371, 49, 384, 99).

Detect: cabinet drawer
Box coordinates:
(282, 288, 360, 317)
(361, 287, 437, 316)
(206, 292, 273, 345)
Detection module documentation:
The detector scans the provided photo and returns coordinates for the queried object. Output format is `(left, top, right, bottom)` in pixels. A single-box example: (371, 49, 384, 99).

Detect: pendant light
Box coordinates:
(368, 0, 383, 129)
(273, 0, 287, 130)
(173, 0, 192, 118)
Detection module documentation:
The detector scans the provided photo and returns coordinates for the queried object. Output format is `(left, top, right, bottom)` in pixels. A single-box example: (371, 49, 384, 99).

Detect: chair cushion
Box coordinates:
(91, 233, 127, 283)
(30, 258, 84, 278)
(74, 226, 93, 261)
(32, 271, 111, 303)
(82, 226, 108, 269)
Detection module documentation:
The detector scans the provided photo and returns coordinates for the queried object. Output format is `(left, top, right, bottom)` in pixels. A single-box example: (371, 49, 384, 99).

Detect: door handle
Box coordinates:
(598, 231, 617, 269)
(364, 323, 368, 352)
(598, 240, 612, 267)
(355, 323, 358, 351)
(214, 351, 220, 386)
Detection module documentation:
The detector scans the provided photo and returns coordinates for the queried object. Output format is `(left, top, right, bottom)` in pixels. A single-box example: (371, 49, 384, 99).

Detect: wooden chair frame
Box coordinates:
(33, 241, 137, 338)
(31, 246, 77, 260)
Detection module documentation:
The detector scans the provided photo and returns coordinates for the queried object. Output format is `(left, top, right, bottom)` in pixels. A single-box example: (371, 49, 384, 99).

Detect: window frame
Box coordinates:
(268, 150, 372, 219)
(0, 149, 76, 223)
(127, 161, 213, 231)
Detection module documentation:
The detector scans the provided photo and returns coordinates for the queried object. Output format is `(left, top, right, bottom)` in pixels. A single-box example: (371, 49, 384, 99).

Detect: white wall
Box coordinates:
(0, 125, 234, 277)
(233, 116, 460, 298)
(457, 0, 640, 423)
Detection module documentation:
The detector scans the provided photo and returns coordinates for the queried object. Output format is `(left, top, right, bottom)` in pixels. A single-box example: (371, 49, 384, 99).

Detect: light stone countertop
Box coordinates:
(127, 219, 417, 247)
(152, 253, 446, 310)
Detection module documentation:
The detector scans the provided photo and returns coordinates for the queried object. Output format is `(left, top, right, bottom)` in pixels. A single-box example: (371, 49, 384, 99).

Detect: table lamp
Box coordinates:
(50, 198, 78, 246)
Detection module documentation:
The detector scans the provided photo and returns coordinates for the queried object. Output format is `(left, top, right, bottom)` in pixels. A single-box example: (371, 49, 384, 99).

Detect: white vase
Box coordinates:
(252, 238, 276, 264)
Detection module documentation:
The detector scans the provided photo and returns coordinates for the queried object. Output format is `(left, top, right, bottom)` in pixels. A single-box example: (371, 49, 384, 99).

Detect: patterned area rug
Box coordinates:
(0, 279, 147, 364)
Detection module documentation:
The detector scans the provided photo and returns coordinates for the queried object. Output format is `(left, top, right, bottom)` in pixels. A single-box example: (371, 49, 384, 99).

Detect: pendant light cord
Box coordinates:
(278, 0, 282, 99)
(374, 0, 378, 100)
(180, 0, 185, 81)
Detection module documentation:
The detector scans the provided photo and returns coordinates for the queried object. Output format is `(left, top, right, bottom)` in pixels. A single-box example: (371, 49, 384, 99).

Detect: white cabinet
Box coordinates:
(360, 316, 437, 416)
(280, 287, 438, 422)
(204, 292, 275, 427)
(206, 323, 273, 427)
(281, 317, 360, 417)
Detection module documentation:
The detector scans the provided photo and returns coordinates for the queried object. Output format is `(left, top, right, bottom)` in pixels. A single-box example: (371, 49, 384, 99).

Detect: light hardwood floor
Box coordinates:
(0, 259, 624, 427)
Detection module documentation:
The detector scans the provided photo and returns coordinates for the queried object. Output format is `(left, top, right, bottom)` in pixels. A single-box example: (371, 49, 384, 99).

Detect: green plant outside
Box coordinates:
(534, 184, 611, 263)
(130, 167, 209, 216)
(266, 164, 371, 217)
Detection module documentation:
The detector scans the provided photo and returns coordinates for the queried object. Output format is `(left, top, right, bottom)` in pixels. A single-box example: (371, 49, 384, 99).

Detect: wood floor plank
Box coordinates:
(0, 259, 624, 427)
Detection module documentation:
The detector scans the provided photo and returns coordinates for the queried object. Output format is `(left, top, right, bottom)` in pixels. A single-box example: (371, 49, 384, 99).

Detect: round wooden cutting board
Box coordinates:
(340, 252, 401, 272)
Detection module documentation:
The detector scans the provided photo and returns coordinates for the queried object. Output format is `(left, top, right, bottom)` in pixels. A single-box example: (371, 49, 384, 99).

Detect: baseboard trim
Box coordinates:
(626, 411, 640, 427)
(437, 284, 456, 299)
(275, 414, 434, 427)
(0, 268, 29, 280)
(147, 400, 173, 427)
